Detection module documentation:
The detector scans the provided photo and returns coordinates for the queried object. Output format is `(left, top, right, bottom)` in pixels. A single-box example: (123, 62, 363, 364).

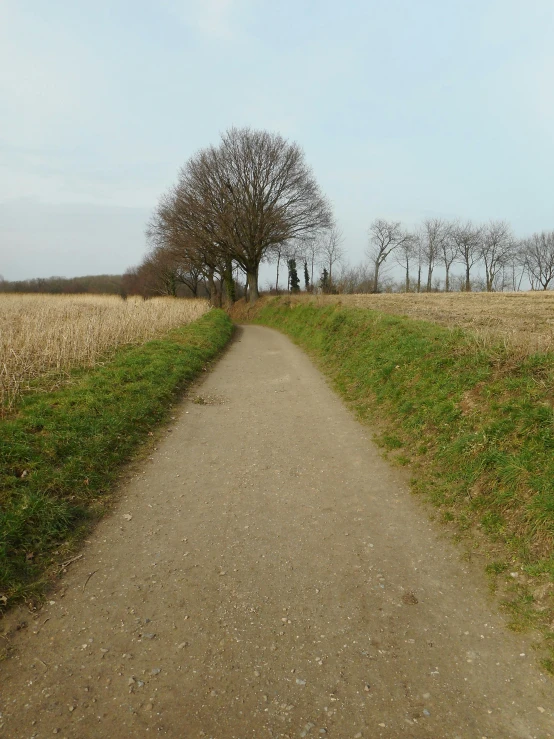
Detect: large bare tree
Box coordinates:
(367, 219, 411, 293)
(160, 128, 331, 302)
(147, 189, 226, 305)
(130, 243, 205, 298)
(142, 247, 180, 297)
(451, 220, 482, 292)
(521, 231, 554, 290)
(480, 220, 515, 291)
(421, 218, 449, 292)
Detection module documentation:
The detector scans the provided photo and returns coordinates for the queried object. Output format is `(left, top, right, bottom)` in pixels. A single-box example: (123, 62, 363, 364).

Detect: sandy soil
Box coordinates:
(0, 325, 552, 738)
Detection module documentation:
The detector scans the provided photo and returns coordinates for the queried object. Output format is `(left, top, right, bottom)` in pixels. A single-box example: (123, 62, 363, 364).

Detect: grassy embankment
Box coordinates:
(0, 309, 233, 609)
(251, 297, 554, 667)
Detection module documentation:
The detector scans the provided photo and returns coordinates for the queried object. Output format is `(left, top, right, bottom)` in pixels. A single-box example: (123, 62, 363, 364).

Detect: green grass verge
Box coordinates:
(253, 298, 554, 661)
(0, 309, 233, 607)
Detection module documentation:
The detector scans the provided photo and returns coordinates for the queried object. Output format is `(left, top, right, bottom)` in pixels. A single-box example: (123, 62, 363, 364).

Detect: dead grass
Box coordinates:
(0, 294, 209, 411)
(297, 292, 554, 354)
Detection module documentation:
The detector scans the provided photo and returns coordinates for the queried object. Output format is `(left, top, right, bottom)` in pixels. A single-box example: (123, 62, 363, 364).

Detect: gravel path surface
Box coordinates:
(1, 325, 552, 738)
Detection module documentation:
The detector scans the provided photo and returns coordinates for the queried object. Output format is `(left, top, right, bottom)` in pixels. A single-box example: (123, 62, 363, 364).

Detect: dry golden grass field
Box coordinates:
(0, 294, 209, 411)
(306, 291, 554, 353)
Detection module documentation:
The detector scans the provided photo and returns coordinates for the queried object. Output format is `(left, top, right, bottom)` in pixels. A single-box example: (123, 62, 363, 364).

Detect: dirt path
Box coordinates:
(1, 325, 553, 739)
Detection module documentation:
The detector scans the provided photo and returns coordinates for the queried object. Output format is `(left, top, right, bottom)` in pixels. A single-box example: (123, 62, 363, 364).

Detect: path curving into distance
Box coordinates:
(1, 325, 552, 738)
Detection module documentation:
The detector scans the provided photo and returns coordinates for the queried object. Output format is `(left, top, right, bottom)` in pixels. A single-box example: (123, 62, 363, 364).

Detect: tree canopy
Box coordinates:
(147, 127, 332, 302)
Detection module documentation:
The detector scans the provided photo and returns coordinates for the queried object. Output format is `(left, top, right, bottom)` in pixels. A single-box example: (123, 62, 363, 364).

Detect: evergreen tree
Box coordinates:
(288, 259, 300, 292)
(320, 267, 330, 293)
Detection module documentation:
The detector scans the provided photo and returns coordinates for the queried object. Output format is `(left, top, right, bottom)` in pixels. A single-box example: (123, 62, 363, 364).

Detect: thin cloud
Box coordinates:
(197, 0, 236, 38)
(162, 0, 239, 39)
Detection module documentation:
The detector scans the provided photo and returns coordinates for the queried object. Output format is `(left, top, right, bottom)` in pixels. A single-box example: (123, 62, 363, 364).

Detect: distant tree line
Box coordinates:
(0, 274, 125, 295)
(263, 218, 554, 295)
(4, 218, 552, 300)
(124, 215, 554, 300)
(358, 218, 554, 294)
(4, 127, 554, 299)
(134, 123, 554, 298)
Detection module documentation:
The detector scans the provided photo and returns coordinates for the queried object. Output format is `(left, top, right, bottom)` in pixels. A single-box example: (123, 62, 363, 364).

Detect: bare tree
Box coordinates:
(365, 219, 411, 293)
(137, 237, 220, 299)
(504, 242, 526, 291)
(319, 226, 344, 290)
(421, 218, 449, 292)
(270, 242, 287, 292)
(394, 231, 417, 292)
(414, 232, 424, 292)
(451, 220, 482, 292)
(138, 246, 183, 297)
(480, 220, 515, 292)
(161, 128, 331, 303)
(521, 231, 554, 290)
(336, 262, 374, 294)
(147, 188, 226, 305)
(439, 223, 456, 292)
(302, 234, 324, 288)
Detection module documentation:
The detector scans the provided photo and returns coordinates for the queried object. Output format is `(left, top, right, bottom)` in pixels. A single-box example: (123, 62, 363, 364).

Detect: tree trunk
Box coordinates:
(214, 281, 223, 307)
(373, 262, 380, 293)
(207, 270, 217, 306)
(208, 271, 222, 307)
(426, 263, 433, 292)
(465, 265, 471, 292)
(405, 262, 410, 292)
(275, 253, 280, 292)
(247, 268, 259, 303)
(224, 260, 235, 306)
(445, 267, 450, 293)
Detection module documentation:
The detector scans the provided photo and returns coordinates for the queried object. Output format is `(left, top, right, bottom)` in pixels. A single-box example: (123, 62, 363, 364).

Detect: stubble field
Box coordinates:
(308, 291, 554, 353)
(0, 294, 210, 412)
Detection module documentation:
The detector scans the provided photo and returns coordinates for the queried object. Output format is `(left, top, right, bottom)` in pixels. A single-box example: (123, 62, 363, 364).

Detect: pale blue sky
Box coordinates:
(1, 0, 553, 281)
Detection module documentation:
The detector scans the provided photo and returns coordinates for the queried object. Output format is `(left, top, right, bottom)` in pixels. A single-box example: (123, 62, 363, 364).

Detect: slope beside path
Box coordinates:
(0, 325, 552, 738)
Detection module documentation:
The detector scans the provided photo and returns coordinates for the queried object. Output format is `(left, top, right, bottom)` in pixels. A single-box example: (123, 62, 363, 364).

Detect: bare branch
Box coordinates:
(367, 219, 410, 293)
